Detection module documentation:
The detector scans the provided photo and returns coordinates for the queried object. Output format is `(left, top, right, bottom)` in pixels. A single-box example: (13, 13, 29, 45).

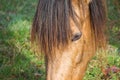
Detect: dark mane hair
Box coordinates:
(89, 0, 106, 48)
(31, 0, 106, 58)
(31, 0, 75, 58)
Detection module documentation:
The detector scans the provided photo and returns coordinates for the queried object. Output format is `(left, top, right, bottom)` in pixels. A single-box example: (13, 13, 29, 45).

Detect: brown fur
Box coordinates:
(31, 0, 106, 80)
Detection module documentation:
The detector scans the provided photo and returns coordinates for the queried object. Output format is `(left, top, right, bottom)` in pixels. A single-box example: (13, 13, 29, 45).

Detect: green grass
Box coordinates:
(0, 0, 45, 80)
(107, 0, 120, 52)
(0, 0, 120, 80)
(84, 49, 120, 80)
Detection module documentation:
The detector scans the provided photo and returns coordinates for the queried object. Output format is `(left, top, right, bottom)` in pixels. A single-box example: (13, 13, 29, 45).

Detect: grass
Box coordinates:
(107, 0, 120, 52)
(0, 0, 120, 80)
(84, 49, 120, 80)
(0, 0, 45, 80)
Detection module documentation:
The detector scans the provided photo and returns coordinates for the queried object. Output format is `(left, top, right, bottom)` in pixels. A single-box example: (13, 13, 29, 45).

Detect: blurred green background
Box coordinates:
(0, 0, 120, 80)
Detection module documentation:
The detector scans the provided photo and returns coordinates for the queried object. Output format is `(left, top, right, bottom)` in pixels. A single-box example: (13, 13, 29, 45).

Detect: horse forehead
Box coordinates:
(72, 0, 91, 25)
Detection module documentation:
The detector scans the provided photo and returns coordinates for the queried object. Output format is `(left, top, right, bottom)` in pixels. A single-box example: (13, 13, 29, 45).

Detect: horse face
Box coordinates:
(46, 21, 95, 80)
(31, 0, 106, 80)
(46, 1, 95, 80)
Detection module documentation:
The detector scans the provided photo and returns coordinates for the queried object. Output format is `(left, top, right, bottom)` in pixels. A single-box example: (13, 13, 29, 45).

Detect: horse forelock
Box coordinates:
(31, 0, 77, 58)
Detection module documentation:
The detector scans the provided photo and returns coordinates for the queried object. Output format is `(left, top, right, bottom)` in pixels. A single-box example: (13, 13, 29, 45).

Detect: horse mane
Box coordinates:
(31, 0, 106, 58)
(31, 0, 76, 58)
(89, 0, 106, 49)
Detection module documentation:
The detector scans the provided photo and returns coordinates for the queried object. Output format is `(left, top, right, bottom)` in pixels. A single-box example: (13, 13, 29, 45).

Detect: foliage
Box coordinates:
(107, 0, 120, 52)
(0, 0, 45, 80)
(84, 49, 120, 80)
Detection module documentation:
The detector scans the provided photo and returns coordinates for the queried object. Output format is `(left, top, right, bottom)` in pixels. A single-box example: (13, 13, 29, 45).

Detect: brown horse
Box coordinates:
(31, 0, 106, 80)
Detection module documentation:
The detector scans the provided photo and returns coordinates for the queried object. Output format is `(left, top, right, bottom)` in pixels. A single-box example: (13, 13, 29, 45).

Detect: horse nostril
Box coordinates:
(72, 33, 82, 42)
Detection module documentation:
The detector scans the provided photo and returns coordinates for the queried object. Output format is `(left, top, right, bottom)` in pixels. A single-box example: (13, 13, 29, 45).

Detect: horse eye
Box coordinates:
(71, 33, 82, 42)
